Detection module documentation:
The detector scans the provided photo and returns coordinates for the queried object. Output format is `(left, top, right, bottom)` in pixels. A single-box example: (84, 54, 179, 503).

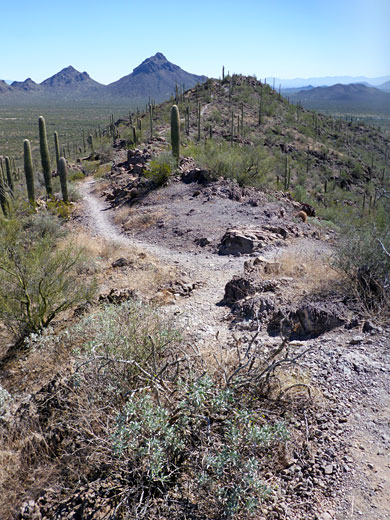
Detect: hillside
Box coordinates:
(379, 80, 390, 92)
(0, 75, 390, 519)
(0, 53, 207, 105)
(289, 83, 390, 115)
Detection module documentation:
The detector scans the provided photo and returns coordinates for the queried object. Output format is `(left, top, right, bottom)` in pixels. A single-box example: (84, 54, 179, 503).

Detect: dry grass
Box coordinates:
(94, 162, 112, 179)
(275, 248, 341, 298)
(90, 178, 110, 194)
(60, 229, 176, 298)
(113, 206, 167, 231)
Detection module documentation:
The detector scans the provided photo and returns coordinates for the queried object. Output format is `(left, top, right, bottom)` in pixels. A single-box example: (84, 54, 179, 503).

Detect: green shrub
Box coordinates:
(0, 214, 96, 339)
(145, 153, 176, 186)
(186, 139, 274, 187)
(334, 224, 390, 311)
(26, 302, 293, 518)
(73, 299, 180, 391)
(113, 376, 288, 517)
(68, 170, 85, 182)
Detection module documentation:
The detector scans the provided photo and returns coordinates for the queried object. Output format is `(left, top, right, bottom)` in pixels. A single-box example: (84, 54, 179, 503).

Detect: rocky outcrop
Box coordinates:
(218, 225, 297, 255)
(267, 302, 348, 339)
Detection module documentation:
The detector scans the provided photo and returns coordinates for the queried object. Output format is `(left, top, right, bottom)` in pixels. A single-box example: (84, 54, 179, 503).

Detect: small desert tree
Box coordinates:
(0, 214, 96, 340)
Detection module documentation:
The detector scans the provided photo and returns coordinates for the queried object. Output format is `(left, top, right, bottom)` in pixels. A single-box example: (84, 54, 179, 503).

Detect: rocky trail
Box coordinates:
(80, 178, 246, 349)
(79, 171, 390, 520)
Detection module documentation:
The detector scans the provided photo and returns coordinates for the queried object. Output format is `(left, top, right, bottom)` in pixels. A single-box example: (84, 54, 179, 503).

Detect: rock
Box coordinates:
(268, 302, 346, 339)
(300, 202, 316, 217)
(223, 275, 278, 305)
(318, 513, 333, 520)
(129, 187, 138, 199)
(194, 237, 212, 247)
(218, 227, 288, 255)
(181, 168, 210, 184)
(244, 255, 281, 276)
(362, 320, 380, 333)
(232, 294, 276, 320)
(323, 464, 334, 475)
(111, 257, 131, 268)
(350, 335, 363, 345)
(99, 288, 136, 304)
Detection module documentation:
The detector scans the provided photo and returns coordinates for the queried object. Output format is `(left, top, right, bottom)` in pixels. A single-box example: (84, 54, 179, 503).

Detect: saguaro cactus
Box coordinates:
(38, 116, 53, 197)
(0, 170, 9, 216)
(171, 104, 180, 161)
(58, 157, 69, 203)
(24, 139, 35, 205)
(5, 156, 14, 196)
(197, 103, 201, 142)
(149, 103, 153, 140)
(54, 131, 60, 169)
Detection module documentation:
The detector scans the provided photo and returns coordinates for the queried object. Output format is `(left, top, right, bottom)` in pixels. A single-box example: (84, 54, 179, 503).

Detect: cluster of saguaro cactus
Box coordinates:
(171, 105, 180, 162)
(20, 118, 71, 207)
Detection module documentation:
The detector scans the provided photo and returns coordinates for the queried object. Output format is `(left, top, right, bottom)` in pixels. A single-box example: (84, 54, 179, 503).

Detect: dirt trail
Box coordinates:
(80, 179, 390, 520)
(80, 179, 246, 347)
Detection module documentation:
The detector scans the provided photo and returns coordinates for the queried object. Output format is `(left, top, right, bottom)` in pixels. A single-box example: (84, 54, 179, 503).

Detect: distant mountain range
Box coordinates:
(288, 83, 390, 115)
(276, 75, 390, 89)
(0, 53, 207, 105)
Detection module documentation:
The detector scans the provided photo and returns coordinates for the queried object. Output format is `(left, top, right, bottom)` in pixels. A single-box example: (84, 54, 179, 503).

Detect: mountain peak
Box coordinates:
(11, 78, 40, 91)
(132, 52, 178, 76)
(107, 53, 207, 101)
(153, 52, 167, 60)
(0, 79, 12, 93)
(40, 66, 101, 91)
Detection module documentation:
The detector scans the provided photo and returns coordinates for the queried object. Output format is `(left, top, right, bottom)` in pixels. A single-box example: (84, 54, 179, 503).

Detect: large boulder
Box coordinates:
(218, 227, 289, 255)
(223, 275, 278, 305)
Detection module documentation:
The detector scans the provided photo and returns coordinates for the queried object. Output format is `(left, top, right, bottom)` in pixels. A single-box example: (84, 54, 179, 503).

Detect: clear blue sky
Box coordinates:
(1, 0, 389, 84)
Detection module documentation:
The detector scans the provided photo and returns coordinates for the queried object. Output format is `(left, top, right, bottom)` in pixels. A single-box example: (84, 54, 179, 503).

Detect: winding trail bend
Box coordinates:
(79, 179, 245, 348)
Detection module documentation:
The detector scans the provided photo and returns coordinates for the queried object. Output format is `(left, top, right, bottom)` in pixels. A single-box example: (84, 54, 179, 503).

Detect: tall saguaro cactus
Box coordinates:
(171, 104, 180, 162)
(38, 116, 53, 197)
(54, 131, 60, 169)
(149, 103, 153, 140)
(24, 139, 35, 205)
(0, 170, 9, 216)
(4, 156, 14, 196)
(58, 157, 69, 203)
